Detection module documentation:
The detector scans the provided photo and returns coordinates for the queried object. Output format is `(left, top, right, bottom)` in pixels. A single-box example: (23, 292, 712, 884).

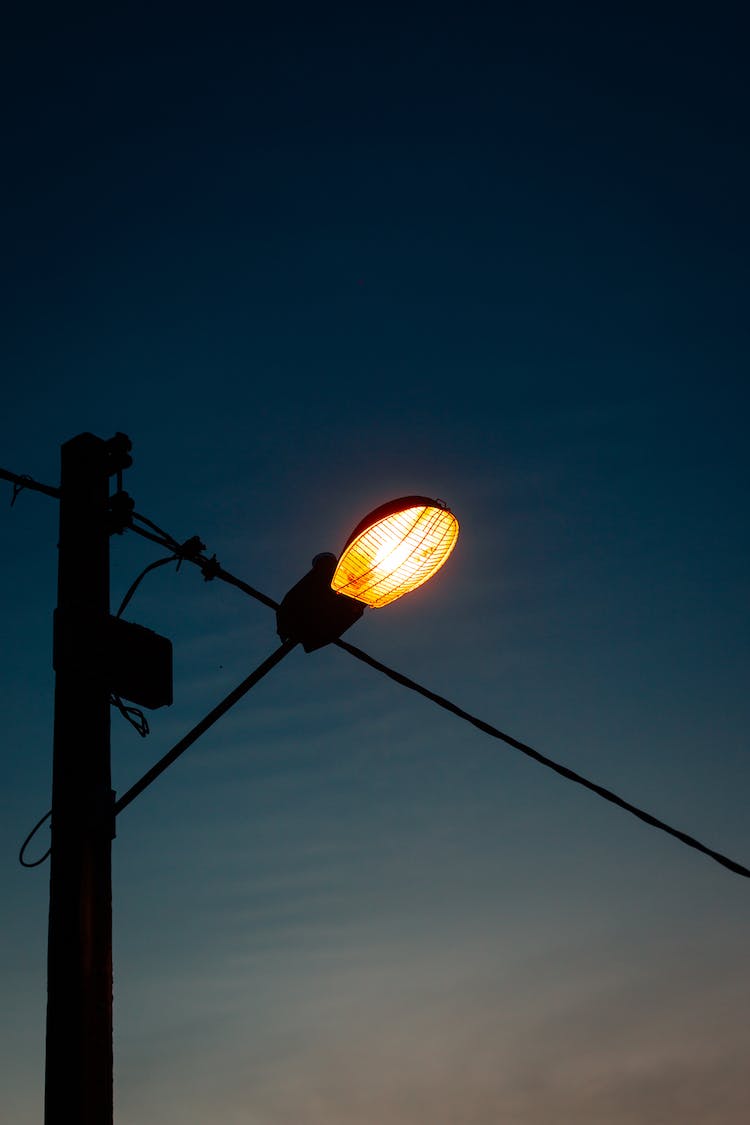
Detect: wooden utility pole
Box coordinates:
(45, 433, 119, 1125)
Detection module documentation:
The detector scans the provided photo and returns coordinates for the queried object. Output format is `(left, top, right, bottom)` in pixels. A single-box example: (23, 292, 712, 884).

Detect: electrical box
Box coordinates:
(107, 616, 173, 709)
(53, 611, 173, 709)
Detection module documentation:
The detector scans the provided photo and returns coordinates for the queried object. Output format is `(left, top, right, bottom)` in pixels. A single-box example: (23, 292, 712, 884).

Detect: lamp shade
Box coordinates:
(331, 496, 459, 608)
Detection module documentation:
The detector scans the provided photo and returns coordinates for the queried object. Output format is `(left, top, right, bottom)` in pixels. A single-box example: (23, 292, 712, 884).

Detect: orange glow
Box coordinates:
(331, 498, 459, 608)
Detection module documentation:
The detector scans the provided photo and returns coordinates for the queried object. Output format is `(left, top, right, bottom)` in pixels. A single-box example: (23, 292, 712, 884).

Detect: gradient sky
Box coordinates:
(2, 6, 749, 1123)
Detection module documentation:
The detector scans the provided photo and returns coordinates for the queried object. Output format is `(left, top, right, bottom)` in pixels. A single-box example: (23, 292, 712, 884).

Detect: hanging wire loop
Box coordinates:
(19, 809, 52, 867)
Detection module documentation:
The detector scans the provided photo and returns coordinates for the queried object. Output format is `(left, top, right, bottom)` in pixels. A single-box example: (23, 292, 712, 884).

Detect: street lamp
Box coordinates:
(39, 433, 459, 1125)
(275, 497, 459, 653)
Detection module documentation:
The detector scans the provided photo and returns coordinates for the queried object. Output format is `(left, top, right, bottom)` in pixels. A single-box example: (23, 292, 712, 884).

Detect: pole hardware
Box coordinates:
(107, 490, 135, 535)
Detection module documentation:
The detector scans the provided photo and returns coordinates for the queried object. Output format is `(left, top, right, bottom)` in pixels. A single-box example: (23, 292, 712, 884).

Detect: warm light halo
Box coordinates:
(331, 496, 459, 608)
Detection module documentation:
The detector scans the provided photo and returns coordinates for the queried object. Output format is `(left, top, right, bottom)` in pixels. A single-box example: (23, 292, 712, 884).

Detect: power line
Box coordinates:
(0, 467, 60, 502)
(115, 555, 177, 618)
(333, 638, 749, 878)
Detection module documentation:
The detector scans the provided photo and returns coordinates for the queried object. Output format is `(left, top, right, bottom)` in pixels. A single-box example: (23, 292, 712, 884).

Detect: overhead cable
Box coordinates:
(333, 638, 750, 879)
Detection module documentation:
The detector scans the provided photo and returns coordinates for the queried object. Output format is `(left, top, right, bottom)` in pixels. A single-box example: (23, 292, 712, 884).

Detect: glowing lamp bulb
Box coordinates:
(331, 496, 459, 608)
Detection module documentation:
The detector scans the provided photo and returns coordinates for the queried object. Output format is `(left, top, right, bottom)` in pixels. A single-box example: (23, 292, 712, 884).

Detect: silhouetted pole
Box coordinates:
(45, 433, 116, 1125)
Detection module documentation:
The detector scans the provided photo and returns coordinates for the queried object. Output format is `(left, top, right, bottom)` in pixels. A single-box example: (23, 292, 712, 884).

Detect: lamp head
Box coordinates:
(331, 496, 459, 608)
(276, 496, 459, 652)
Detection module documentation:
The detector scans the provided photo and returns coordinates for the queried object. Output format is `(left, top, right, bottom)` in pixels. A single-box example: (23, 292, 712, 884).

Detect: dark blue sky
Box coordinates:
(2, 7, 749, 1123)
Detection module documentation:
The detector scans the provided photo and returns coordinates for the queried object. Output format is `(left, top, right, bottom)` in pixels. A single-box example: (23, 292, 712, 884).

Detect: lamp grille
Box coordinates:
(331, 503, 459, 608)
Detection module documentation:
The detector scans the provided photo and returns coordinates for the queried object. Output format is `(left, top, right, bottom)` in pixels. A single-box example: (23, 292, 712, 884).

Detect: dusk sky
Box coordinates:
(2, 6, 749, 1123)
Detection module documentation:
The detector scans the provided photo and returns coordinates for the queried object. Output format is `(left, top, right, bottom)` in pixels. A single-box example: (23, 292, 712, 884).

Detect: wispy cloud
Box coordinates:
(116, 922, 750, 1124)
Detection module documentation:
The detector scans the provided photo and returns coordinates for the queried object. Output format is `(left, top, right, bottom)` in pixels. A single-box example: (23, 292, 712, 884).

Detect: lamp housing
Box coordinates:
(276, 553, 364, 652)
